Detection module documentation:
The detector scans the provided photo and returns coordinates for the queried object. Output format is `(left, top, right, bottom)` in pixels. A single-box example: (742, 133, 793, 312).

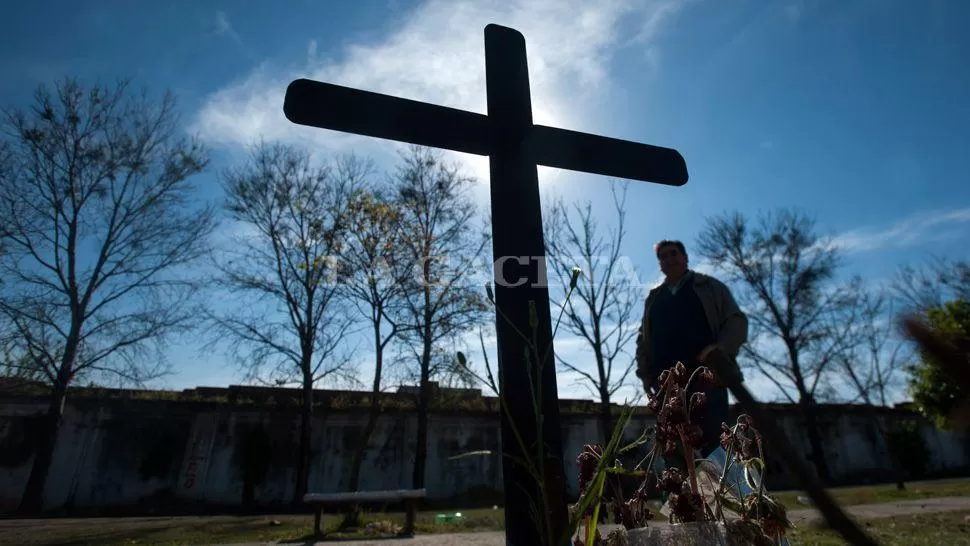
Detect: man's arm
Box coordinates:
(713, 278, 748, 359)
(634, 292, 654, 389)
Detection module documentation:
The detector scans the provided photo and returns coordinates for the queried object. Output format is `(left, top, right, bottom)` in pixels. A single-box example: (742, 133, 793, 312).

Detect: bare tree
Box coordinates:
(892, 256, 970, 314)
(840, 288, 909, 407)
(392, 146, 490, 491)
(695, 209, 859, 484)
(0, 78, 216, 514)
(211, 141, 358, 504)
(337, 185, 411, 510)
(544, 182, 640, 440)
(0, 343, 47, 393)
(838, 287, 912, 488)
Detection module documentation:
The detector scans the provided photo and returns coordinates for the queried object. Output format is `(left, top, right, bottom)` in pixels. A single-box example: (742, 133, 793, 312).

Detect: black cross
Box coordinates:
(283, 23, 688, 546)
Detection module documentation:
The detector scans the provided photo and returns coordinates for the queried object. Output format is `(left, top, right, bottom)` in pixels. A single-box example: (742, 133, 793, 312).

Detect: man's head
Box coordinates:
(655, 240, 688, 280)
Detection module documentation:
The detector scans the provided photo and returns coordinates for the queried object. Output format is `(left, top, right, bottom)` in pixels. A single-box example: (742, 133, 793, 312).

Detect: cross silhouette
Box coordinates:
(283, 23, 688, 546)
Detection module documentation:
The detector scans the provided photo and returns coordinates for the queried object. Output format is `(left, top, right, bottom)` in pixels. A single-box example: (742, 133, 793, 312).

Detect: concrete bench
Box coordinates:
(304, 488, 427, 537)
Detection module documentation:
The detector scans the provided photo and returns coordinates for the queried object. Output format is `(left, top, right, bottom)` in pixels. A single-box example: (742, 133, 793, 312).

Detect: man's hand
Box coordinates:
(698, 344, 719, 362)
(697, 344, 740, 388)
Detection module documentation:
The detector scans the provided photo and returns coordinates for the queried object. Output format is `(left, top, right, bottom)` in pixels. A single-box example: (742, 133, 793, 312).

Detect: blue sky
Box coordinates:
(3, 0, 969, 404)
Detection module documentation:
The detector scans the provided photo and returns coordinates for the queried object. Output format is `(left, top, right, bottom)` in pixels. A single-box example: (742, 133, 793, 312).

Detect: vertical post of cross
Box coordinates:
(484, 24, 568, 545)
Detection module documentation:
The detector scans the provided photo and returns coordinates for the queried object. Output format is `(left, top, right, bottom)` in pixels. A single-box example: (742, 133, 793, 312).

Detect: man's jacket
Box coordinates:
(635, 271, 748, 386)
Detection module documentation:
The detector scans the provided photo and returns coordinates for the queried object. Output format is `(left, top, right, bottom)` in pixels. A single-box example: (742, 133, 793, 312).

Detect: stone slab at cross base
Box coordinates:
(624, 520, 788, 546)
(627, 522, 731, 546)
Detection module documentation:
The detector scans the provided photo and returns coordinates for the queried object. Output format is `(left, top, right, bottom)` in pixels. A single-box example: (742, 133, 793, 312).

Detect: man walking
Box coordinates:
(635, 240, 748, 457)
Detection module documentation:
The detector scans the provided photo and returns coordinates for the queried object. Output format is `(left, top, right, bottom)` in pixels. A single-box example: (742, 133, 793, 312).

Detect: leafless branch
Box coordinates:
(696, 209, 860, 402)
(208, 140, 357, 388)
(543, 181, 640, 432)
(891, 256, 970, 314)
(392, 146, 490, 382)
(0, 77, 215, 391)
(696, 208, 867, 482)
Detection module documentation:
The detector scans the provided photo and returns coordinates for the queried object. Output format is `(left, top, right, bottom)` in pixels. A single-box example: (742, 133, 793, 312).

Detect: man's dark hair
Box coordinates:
(654, 239, 687, 259)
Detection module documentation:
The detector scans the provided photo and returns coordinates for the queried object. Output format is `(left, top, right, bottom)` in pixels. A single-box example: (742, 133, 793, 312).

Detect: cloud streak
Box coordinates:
(212, 11, 244, 47)
(830, 207, 970, 253)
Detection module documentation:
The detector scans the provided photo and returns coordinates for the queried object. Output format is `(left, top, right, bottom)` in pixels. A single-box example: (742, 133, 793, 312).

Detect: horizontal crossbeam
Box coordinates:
(527, 125, 687, 186)
(284, 80, 491, 156)
(283, 79, 688, 186)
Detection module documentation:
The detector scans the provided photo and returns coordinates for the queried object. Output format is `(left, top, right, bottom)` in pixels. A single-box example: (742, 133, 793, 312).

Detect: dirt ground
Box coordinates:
(0, 497, 970, 546)
(3, 496, 970, 545)
(286, 497, 970, 546)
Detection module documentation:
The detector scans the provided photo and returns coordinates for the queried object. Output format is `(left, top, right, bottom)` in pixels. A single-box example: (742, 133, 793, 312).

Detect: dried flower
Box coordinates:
(614, 498, 653, 530)
(720, 423, 740, 453)
(569, 361, 782, 544)
(577, 444, 602, 492)
(695, 367, 717, 389)
(570, 266, 582, 289)
(659, 467, 684, 495)
(684, 424, 704, 448)
(672, 361, 688, 383)
(669, 490, 705, 523)
(743, 493, 792, 540)
(689, 392, 707, 421)
(633, 473, 657, 501)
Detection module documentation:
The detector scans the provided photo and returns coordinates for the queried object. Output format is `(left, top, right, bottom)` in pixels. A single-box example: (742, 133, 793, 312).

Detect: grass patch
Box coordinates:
(0, 508, 506, 546)
(770, 478, 970, 509)
(4, 479, 970, 546)
(788, 509, 970, 545)
(0, 515, 314, 546)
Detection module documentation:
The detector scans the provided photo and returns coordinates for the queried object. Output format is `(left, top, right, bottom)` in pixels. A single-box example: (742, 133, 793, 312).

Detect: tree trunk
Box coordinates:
(800, 400, 832, 485)
(790, 352, 831, 485)
(412, 370, 431, 490)
(17, 380, 68, 515)
(342, 327, 387, 529)
(19, 325, 77, 517)
(856, 406, 906, 489)
(411, 282, 433, 492)
(880, 420, 907, 490)
(293, 373, 314, 505)
(348, 328, 386, 494)
(595, 348, 613, 444)
(599, 393, 614, 445)
(341, 403, 381, 528)
(348, 399, 382, 493)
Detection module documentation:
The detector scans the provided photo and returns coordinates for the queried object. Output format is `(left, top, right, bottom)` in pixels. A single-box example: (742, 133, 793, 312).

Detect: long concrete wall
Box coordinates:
(0, 395, 652, 513)
(1, 392, 968, 514)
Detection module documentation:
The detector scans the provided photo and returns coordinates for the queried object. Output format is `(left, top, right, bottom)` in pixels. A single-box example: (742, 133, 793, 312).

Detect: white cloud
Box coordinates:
(830, 207, 970, 253)
(192, 0, 686, 180)
(213, 11, 242, 45)
(210, 10, 257, 63)
(306, 39, 318, 62)
(214, 11, 232, 35)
